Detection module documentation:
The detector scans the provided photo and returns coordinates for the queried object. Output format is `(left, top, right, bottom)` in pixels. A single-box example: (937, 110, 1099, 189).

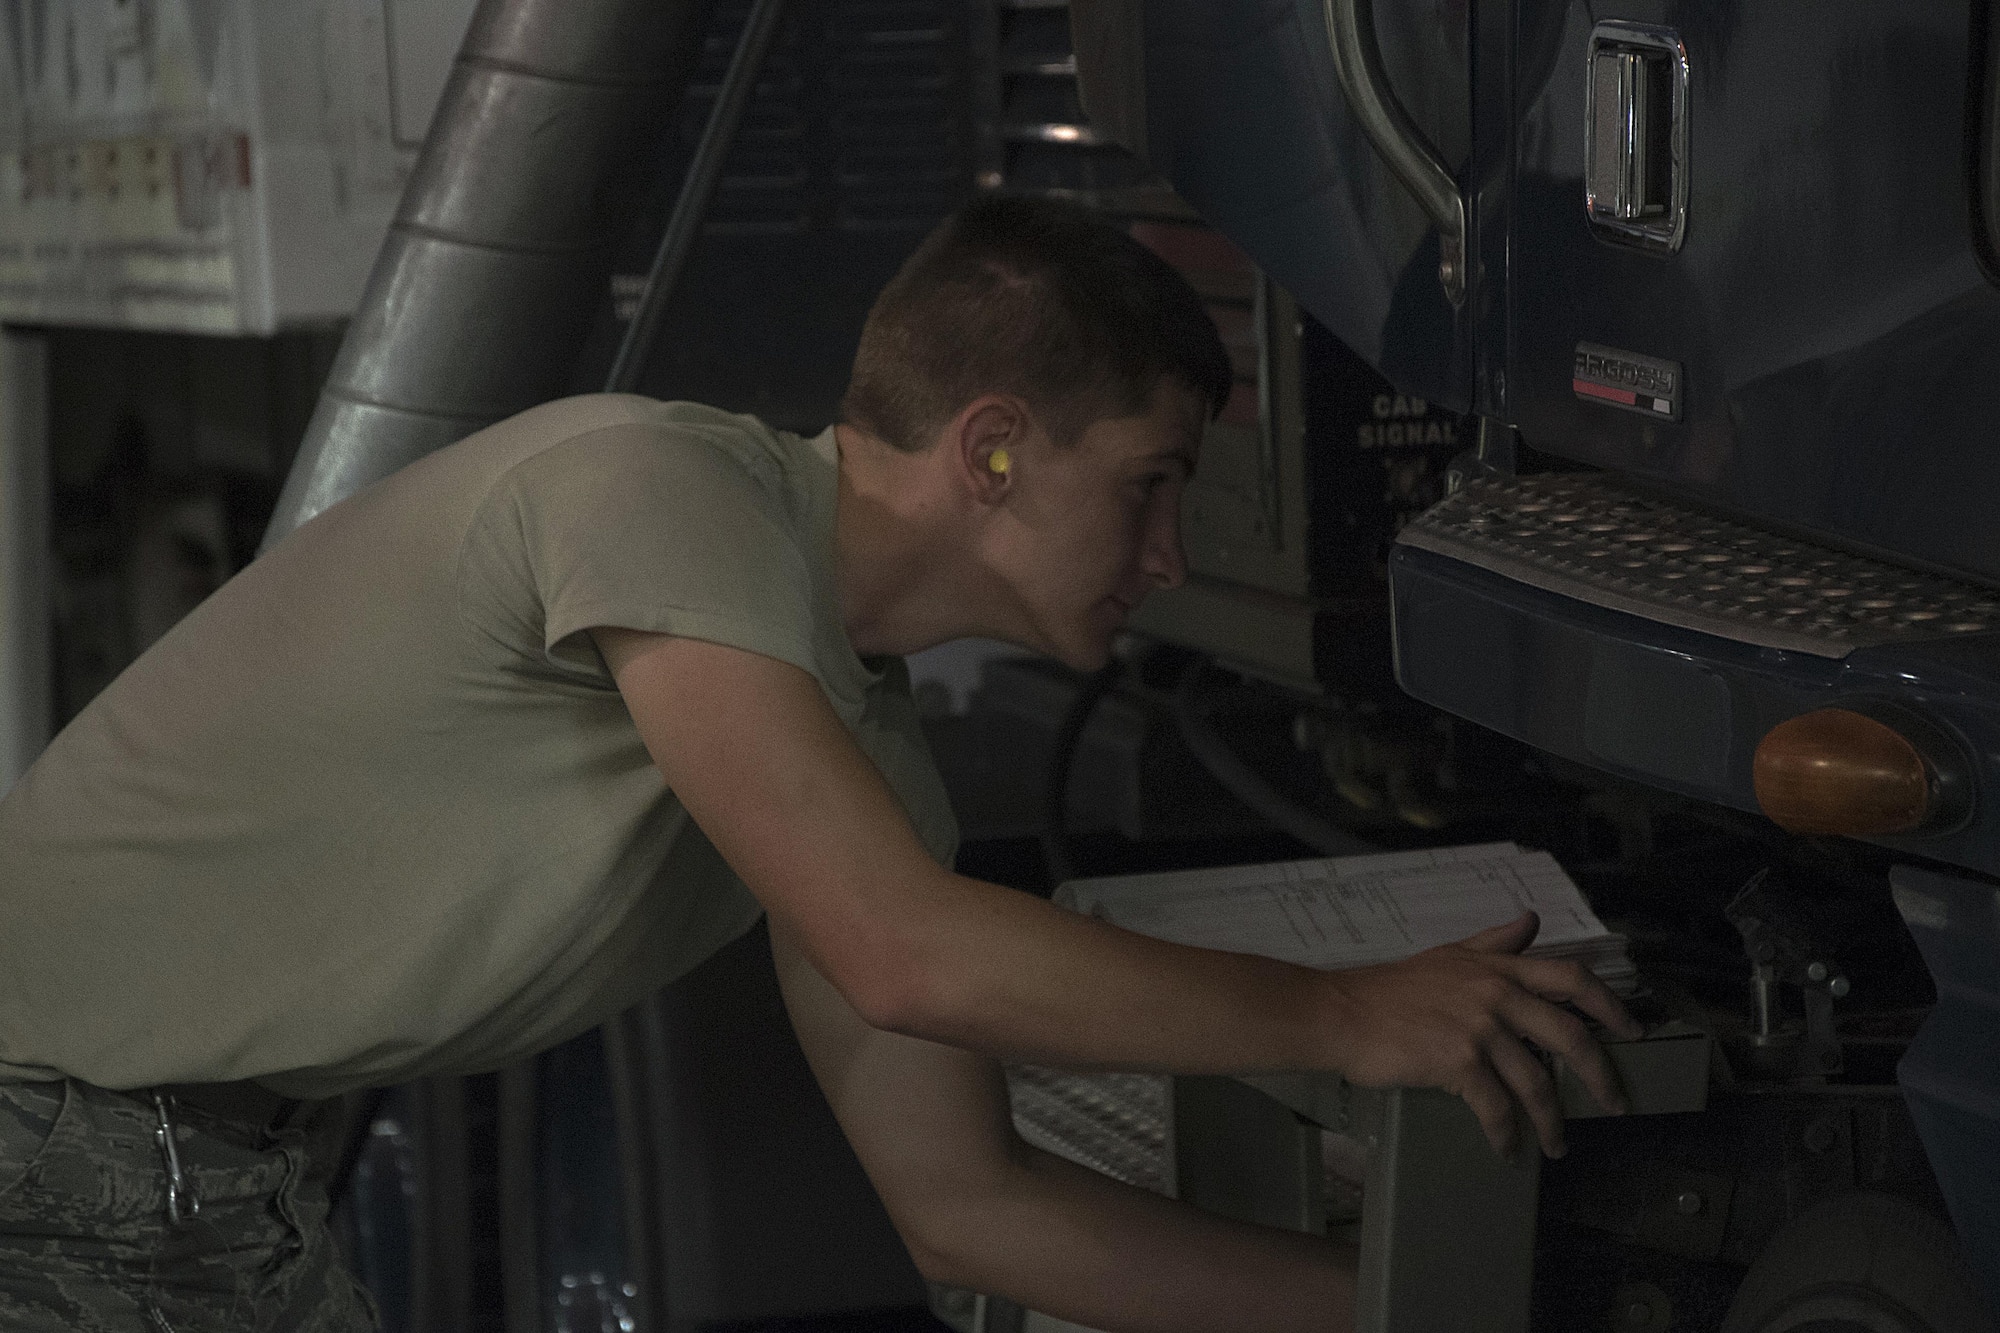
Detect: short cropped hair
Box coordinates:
(839, 196, 1233, 452)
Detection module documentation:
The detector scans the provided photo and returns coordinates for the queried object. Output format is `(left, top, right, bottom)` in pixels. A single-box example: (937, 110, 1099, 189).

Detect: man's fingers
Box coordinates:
(1501, 991, 1630, 1117)
(1453, 1063, 1520, 1160)
(1460, 911, 1540, 957)
(1485, 1029, 1566, 1158)
(1502, 955, 1644, 1040)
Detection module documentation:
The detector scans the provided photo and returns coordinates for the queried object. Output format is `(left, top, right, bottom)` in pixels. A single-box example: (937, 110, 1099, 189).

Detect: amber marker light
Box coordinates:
(1753, 707, 1946, 836)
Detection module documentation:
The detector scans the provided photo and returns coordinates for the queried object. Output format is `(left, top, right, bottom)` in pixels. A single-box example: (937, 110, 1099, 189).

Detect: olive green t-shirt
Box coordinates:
(0, 395, 957, 1099)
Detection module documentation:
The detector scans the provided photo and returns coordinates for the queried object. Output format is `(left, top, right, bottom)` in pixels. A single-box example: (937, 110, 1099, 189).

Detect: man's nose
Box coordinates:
(1142, 505, 1189, 591)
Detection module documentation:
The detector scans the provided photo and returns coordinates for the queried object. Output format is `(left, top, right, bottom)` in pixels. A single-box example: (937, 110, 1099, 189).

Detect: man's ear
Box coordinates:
(949, 395, 1031, 504)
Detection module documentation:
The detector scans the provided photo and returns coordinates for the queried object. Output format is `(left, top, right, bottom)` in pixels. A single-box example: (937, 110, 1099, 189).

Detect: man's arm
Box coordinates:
(597, 630, 1640, 1157)
(771, 919, 1356, 1333)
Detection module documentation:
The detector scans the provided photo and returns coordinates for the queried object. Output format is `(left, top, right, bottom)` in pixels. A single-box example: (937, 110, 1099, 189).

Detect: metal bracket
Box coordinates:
(1218, 1028, 1711, 1333)
(1219, 1079, 1538, 1333)
(1726, 872, 1851, 1080)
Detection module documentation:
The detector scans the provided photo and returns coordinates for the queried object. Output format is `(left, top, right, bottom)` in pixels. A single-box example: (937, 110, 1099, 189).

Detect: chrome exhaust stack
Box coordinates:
(264, 0, 715, 546)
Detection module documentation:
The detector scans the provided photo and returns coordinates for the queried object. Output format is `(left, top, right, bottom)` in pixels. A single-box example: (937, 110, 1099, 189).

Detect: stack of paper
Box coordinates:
(1055, 841, 1637, 994)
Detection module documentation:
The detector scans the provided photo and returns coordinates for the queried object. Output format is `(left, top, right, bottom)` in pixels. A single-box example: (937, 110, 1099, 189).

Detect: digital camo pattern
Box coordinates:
(0, 1080, 376, 1332)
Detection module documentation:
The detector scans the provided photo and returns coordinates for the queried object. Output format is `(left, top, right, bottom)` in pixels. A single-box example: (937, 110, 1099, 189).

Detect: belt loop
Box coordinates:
(150, 1091, 200, 1226)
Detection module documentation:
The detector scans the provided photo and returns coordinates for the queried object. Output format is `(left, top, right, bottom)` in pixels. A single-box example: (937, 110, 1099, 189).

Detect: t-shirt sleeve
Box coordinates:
(457, 422, 817, 682)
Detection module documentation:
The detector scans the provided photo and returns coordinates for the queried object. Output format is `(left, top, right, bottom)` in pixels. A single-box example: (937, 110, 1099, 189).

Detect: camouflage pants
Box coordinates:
(0, 1079, 377, 1332)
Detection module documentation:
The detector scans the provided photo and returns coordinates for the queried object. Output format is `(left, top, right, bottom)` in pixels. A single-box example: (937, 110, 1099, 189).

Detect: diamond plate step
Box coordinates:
(1397, 472, 2000, 658)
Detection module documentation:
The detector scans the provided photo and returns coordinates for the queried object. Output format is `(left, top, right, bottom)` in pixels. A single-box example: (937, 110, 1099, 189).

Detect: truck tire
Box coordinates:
(1720, 1191, 1997, 1333)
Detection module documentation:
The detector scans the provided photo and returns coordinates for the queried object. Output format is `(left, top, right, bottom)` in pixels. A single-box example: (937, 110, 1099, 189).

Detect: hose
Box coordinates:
(1039, 659, 1127, 888)
(1171, 658, 1376, 858)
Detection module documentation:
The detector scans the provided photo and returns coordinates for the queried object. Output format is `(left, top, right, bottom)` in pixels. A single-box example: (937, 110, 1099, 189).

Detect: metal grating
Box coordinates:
(679, 0, 973, 236)
(1004, 1065, 1172, 1196)
(1399, 472, 2000, 658)
(972, 0, 1181, 212)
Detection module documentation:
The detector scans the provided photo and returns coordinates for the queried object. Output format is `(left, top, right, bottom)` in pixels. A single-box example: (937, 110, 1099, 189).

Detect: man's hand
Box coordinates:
(1323, 912, 1642, 1158)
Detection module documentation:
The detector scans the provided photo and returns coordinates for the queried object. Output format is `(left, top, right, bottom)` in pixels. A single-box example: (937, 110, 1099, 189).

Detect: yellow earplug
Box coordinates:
(988, 448, 1012, 476)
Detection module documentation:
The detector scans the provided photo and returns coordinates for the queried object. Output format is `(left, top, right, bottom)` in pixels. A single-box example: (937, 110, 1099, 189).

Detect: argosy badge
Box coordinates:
(1573, 342, 1682, 421)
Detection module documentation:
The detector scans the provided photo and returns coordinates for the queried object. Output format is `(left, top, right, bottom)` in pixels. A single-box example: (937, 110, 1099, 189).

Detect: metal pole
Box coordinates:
(601, 1010, 665, 1333)
(496, 1064, 542, 1333)
(0, 329, 50, 795)
(606, 0, 789, 392)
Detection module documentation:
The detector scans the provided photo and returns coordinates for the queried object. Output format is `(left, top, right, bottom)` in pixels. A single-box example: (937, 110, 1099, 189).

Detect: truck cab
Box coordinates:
(1070, 0, 2000, 1326)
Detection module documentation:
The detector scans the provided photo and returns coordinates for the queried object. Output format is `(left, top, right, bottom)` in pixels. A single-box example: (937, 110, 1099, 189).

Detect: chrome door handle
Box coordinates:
(1323, 0, 1468, 306)
(1584, 21, 1689, 252)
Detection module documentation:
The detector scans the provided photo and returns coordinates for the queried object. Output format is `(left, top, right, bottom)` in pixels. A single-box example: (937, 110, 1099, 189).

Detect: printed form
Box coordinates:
(1056, 843, 1631, 983)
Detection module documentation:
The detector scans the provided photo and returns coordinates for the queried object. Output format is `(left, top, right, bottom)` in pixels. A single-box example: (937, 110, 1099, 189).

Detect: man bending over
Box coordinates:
(0, 197, 1636, 1332)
